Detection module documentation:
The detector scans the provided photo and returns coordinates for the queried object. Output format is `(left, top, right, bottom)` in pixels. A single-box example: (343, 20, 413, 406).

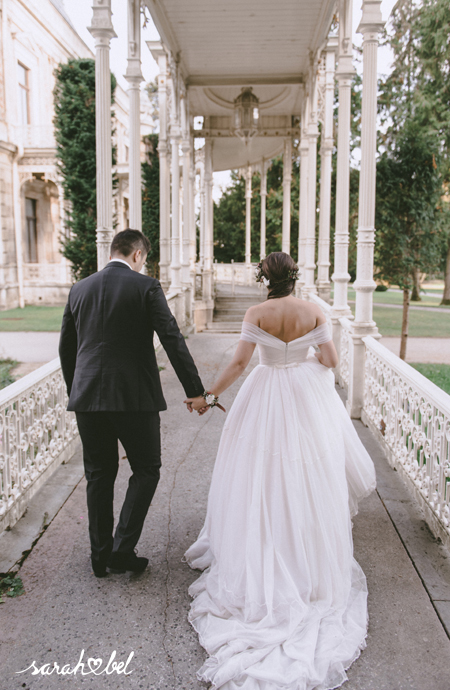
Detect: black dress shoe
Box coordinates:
(91, 556, 108, 578)
(107, 550, 149, 574)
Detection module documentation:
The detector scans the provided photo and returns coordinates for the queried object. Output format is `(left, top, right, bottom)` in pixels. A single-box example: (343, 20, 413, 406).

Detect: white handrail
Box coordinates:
(362, 335, 450, 547)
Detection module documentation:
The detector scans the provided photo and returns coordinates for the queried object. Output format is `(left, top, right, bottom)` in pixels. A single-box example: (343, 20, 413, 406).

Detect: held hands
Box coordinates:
(184, 395, 210, 415)
(184, 391, 226, 416)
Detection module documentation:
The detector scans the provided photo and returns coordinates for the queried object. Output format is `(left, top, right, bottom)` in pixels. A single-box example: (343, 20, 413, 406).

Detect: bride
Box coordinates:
(183, 252, 376, 690)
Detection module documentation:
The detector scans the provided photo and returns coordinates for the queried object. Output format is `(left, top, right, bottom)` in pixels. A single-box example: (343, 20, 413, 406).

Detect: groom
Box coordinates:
(59, 229, 205, 578)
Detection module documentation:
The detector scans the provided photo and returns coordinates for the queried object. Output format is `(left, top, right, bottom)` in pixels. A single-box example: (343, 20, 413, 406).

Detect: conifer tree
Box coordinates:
(53, 58, 116, 280)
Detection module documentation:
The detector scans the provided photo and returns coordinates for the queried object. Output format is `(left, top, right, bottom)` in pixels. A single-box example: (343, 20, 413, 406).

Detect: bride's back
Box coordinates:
(245, 295, 322, 344)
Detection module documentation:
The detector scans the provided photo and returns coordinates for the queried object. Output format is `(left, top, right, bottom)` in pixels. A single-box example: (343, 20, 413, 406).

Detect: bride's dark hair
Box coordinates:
(261, 252, 299, 300)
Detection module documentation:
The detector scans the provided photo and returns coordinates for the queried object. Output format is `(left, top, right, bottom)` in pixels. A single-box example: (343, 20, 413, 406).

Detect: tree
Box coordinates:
(53, 59, 117, 281)
(142, 134, 160, 277)
(375, 120, 444, 359)
(414, 0, 450, 303)
(213, 153, 299, 264)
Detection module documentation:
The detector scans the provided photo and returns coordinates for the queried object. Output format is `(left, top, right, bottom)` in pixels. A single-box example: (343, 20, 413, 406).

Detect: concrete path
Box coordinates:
(379, 337, 450, 364)
(0, 332, 449, 690)
(0, 332, 60, 362)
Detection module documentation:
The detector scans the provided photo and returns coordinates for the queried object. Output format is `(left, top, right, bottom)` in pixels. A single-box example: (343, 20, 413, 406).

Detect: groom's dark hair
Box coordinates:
(110, 229, 151, 258)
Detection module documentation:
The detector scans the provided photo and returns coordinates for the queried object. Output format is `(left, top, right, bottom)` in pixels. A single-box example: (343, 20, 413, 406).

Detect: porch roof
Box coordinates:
(145, 0, 336, 171)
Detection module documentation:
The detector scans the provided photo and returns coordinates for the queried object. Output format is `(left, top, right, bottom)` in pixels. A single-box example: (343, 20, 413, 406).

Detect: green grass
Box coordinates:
(0, 359, 17, 390)
(335, 288, 448, 309)
(0, 306, 64, 331)
(409, 363, 450, 395)
(372, 306, 450, 337)
(0, 575, 24, 603)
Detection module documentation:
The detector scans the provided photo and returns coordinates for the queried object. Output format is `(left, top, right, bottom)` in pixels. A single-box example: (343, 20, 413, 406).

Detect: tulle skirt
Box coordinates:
(184, 358, 376, 690)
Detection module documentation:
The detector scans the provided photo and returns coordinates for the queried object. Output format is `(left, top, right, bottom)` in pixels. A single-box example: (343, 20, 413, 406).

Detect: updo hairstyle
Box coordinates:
(257, 252, 299, 300)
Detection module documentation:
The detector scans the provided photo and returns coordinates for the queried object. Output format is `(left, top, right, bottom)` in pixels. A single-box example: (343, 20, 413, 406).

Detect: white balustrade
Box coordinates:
(338, 317, 352, 390)
(307, 293, 333, 333)
(214, 262, 257, 286)
(362, 336, 450, 549)
(0, 359, 79, 533)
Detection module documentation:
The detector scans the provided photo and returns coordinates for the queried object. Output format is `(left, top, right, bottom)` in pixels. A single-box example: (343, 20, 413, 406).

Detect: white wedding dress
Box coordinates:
(184, 321, 376, 690)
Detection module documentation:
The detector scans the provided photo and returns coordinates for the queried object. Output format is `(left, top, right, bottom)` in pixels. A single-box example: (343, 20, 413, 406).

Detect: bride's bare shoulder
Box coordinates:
(243, 303, 264, 325)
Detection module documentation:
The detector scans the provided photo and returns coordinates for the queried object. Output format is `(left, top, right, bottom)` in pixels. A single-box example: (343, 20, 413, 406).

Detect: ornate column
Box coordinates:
(147, 42, 170, 288)
(125, 0, 143, 231)
(297, 102, 309, 296)
(260, 160, 268, 261)
(244, 164, 252, 284)
(303, 71, 319, 297)
(169, 60, 181, 292)
(347, 0, 384, 418)
(88, 0, 117, 270)
(282, 138, 292, 254)
(317, 35, 338, 302)
(189, 131, 197, 284)
(181, 94, 191, 288)
(202, 137, 213, 301)
(331, 0, 354, 325)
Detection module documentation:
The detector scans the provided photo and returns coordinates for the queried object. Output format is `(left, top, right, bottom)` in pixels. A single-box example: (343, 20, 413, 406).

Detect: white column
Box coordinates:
(181, 96, 191, 288)
(244, 164, 252, 284)
(125, 0, 143, 231)
(347, 0, 384, 418)
(297, 105, 309, 296)
(260, 160, 268, 260)
(12, 158, 24, 307)
(189, 132, 197, 283)
(317, 35, 338, 302)
(303, 74, 319, 297)
(198, 152, 205, 269)
(88, 0, 117, 271)
(331, 0, 354, 319)
(147, 42, 170, 288)
(282, 138, 292, 254)
(170, 125, 181, 291)
(202, 137, 213, 301)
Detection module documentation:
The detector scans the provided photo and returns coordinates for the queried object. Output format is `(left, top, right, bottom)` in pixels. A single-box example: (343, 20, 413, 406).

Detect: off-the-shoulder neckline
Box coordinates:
(242, 321, 328, 345)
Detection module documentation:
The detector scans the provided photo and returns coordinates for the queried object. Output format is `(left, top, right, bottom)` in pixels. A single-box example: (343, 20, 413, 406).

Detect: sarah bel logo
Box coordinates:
(16, 649, 134, 676)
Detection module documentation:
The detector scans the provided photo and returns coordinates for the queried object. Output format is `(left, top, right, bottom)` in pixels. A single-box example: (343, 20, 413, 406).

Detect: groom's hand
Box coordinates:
(184, 395, 210, 414)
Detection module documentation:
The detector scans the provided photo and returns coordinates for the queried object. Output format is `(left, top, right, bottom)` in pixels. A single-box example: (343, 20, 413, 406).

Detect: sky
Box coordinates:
(63, 0, 398, 199)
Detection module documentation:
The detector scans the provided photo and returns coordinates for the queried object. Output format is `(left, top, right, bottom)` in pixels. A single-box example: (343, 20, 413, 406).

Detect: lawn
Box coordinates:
(372, 306, 450, 337)
(0, 359, 17, 390)
(410, 363, 450, 395)
(0, 306, 64, 331)
(336, 288, 449, 309)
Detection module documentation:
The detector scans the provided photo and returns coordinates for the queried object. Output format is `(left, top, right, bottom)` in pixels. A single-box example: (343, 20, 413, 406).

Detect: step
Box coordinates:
(204, 322, 243, 333)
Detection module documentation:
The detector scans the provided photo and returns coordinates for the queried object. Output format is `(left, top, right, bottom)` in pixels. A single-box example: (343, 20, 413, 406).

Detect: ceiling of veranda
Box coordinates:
(145, 0, 336, 171)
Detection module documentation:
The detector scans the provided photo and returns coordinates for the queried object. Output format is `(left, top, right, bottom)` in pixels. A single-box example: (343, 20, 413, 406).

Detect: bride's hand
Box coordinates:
(184, 395, 210, 413)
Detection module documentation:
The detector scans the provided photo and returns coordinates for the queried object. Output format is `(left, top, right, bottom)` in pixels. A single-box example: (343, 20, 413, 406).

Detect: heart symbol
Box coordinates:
(87, 658, 103, 674)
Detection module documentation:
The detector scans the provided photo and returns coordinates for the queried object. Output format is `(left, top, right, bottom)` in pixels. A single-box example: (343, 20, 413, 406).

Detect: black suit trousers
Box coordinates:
(75, 411, 161, 562)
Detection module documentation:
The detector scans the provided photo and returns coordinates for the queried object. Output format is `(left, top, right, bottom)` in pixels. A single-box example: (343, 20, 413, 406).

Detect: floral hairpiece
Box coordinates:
(255, 262, 299, 286)
(255, 262, 268, 285)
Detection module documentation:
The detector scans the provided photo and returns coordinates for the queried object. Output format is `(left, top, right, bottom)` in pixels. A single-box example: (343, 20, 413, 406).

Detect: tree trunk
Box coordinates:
(399, 288, 410, 360)
(411, 266, 422, 301)
(441, 240, 450, 305)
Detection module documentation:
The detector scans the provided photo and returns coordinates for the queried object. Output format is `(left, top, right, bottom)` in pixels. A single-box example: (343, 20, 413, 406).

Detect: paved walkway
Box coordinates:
(0, 332, 449, 690)
(379, 337, 450, 364)
(0, 332, 60, 362)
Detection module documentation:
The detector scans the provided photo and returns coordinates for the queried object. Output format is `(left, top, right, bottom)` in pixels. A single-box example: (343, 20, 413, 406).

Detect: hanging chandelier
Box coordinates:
(234, 87, 259, 144)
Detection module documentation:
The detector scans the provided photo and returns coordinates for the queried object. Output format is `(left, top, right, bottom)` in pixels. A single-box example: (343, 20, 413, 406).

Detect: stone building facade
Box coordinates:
(0, 0, 152, 309)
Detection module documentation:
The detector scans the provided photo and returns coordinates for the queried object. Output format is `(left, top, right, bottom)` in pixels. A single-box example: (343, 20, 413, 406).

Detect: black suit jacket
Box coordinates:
(59, 261, 204, 412)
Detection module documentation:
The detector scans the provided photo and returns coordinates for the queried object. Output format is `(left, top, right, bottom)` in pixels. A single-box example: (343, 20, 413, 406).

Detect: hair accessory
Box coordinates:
(262, 276, 271, 287)
(255, 262, 264, 283)
(288, 266, 300, 281)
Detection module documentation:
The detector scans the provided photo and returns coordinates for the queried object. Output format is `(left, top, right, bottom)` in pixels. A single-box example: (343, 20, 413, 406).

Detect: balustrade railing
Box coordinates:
(362, 336, 450, 549)
(0, 358, 79, 534)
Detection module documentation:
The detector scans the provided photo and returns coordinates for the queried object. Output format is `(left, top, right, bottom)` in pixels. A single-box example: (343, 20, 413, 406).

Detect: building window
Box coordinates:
(18, 63, 30, 126)
(25, 197, 38, 262)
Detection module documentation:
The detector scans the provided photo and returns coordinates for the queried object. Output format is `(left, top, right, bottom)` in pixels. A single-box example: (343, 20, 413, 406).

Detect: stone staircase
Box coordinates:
(205, 285, 265, 333)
